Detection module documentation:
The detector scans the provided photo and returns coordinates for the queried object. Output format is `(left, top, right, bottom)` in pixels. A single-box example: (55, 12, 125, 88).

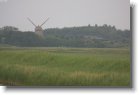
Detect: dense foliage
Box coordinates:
(0, 25, 130, 47)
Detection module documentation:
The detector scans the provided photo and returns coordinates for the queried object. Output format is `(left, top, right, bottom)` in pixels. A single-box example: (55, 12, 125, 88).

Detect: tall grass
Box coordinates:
(0, 48, 130, 86)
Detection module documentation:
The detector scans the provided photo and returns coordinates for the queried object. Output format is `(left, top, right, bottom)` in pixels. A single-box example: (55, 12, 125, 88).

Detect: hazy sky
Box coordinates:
(0, 0, 130, 31)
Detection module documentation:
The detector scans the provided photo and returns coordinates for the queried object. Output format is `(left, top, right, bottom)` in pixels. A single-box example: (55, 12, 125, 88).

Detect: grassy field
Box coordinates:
(0, 47, 130, 86)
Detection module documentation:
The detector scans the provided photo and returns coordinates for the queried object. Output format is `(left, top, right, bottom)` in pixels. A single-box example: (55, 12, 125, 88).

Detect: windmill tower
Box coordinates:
(27, 18, 49, 37)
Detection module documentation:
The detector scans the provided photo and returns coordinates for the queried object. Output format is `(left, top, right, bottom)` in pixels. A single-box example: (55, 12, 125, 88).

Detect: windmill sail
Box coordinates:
(27, 18, 37, 27)
(27, 17, 49, 37)
(40, 18, 49, 27)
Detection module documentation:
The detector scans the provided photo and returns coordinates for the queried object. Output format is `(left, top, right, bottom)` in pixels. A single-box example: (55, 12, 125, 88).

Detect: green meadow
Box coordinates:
(0, 47, 130, 86)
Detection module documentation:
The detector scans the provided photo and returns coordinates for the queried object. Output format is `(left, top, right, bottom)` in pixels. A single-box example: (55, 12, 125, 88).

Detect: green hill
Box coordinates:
(0, 25, 130, 48)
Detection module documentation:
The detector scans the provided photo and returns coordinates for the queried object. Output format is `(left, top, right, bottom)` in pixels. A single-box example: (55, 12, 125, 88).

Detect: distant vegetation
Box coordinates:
(0, 25, 130, 47)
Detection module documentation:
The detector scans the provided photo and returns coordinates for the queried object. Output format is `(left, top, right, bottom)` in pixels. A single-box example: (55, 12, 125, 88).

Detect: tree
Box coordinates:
(1, 26, 19, 31)
(0, 25, 130, 48)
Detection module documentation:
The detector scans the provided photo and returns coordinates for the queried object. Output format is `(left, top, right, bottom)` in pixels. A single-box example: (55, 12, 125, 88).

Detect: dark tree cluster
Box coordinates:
(0, 25, 130, 48)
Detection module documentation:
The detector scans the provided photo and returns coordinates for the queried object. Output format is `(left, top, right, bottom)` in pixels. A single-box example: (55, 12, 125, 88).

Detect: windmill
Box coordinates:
(27, 18, 49, 37)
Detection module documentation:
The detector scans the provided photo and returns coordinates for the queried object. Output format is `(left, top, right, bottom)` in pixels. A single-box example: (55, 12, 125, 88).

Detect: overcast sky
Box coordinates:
(0, 0, 130, 31)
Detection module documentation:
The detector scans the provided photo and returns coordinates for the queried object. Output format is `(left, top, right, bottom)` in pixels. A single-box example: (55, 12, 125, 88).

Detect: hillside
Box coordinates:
(0, 25, 130, 48)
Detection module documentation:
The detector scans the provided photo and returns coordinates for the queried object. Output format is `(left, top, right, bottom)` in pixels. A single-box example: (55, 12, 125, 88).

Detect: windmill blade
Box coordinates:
(27, 18, 37, 27)
(40, 18, 49, 27)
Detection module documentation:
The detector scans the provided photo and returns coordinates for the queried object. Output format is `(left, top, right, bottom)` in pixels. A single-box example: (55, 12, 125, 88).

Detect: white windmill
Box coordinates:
(27, 18, 49, 37)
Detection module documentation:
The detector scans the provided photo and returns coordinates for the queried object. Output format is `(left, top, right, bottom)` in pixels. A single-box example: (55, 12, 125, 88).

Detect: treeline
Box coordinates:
(0, 25, 130, 48)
